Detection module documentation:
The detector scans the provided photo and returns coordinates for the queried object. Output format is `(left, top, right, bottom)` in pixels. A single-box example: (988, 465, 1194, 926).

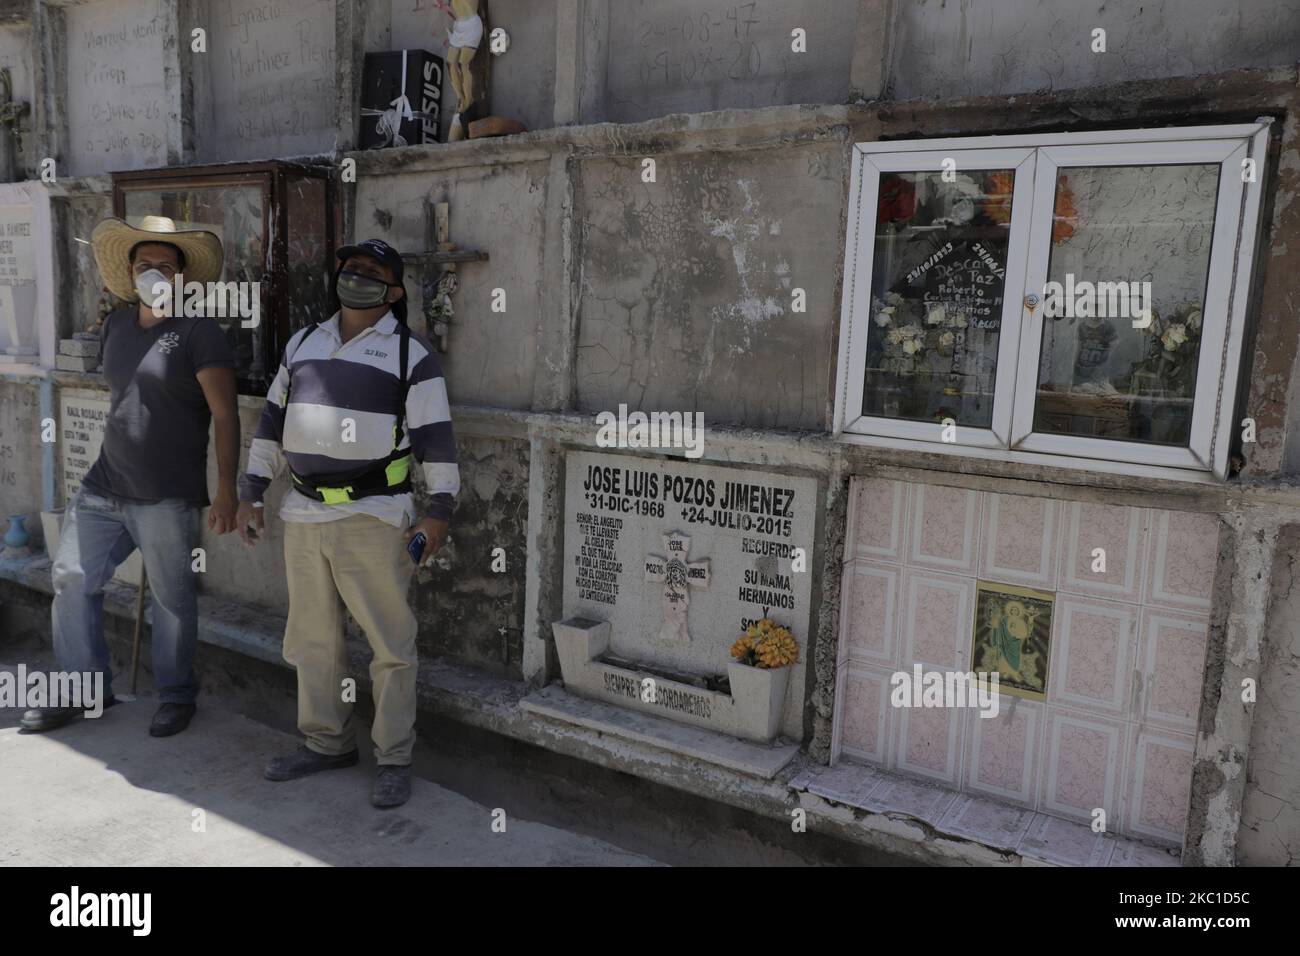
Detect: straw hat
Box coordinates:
(90, 216, 225, 301)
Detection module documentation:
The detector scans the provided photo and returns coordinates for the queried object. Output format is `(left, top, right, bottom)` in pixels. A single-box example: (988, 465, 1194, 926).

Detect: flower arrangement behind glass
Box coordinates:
(871, 293, 969, 377)
(1130, 301, 1204, 396)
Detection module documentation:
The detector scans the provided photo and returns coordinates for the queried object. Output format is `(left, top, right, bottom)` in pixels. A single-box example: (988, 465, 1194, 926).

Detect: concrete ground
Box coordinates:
(0, 661, 660, 867)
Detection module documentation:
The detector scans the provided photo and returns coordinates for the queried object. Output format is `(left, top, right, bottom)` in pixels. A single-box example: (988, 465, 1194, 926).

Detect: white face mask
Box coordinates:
(135, 269, 170, 308)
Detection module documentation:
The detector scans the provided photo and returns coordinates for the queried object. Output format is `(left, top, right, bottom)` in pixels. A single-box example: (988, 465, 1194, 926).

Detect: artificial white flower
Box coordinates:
(902, 338, 921, 355)
(874, 306, 896, 327)
(1185, 308, 1203, 331)
(926, 304, 946, 326)
(1161, 323, 1188, 351)
(939, 331, 955, 347)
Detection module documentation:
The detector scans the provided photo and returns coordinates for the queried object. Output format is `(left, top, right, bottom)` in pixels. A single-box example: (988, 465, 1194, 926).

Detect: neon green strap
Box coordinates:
(385, 454, 411, 485)
(319, 486, 354, 505)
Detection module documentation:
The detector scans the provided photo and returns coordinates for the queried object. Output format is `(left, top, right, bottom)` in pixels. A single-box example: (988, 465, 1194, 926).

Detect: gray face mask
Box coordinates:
(336, 270, 396, 309)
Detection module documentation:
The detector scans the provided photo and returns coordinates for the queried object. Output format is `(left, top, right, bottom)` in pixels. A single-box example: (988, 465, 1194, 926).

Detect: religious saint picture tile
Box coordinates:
(970, 581, 1055, 702)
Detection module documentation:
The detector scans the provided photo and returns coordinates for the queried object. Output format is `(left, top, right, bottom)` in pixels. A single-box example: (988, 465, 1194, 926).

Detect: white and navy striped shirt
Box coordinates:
(238, 310, 459, 529)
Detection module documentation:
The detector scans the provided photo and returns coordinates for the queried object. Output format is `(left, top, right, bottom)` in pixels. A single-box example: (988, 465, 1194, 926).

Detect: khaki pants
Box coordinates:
(283, 514, 418, 765)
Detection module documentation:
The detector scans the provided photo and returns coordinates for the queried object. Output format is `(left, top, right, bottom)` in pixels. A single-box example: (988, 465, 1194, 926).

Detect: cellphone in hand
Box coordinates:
(407, 531, 428, 565)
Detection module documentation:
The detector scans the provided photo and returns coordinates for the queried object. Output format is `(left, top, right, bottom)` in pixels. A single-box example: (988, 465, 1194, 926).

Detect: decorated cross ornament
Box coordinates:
(644, 532, 710, 642)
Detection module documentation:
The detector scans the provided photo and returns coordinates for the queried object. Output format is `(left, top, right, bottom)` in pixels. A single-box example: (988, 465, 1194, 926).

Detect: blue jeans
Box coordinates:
(51, 490, 202, 705)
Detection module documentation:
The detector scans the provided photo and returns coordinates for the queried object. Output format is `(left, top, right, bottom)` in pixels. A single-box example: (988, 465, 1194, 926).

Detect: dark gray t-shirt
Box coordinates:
(81, 306, 236, 507)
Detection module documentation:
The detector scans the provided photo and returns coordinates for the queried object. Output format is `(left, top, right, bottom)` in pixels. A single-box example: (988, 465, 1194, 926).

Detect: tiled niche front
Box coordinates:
(833, 478, 1219, 845)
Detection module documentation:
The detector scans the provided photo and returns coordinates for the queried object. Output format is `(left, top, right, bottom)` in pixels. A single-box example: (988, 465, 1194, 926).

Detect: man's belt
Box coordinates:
(289, 452, 412, 505)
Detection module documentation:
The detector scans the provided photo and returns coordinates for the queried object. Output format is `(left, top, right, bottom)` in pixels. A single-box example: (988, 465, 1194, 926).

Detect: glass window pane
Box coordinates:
(862, 169, 1016, 427)
(1032, 164, 1219, 446)
(123, 184, 266, 380)
(285, 177, 330, 337)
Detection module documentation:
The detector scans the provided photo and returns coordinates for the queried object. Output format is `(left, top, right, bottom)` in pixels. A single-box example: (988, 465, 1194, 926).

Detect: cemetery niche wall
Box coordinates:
(553, 450, 818, 743)
(835, 476, 1219, 846)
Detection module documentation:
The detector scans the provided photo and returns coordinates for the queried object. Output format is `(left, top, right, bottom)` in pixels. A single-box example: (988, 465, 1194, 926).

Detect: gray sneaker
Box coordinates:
(264, 744, 359, 781)
(371, 765, 412, 808)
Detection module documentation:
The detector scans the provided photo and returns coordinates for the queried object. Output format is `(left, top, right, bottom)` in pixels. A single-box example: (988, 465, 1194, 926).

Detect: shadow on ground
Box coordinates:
(0, 642, 659, 867)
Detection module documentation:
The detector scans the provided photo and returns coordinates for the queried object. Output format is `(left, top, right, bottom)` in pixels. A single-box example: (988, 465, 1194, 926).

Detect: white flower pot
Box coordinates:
(726, 661, 790, 742)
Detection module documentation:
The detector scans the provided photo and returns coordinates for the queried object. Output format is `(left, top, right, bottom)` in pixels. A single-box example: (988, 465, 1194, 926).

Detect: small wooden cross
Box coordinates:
(399, 200, 488, 352)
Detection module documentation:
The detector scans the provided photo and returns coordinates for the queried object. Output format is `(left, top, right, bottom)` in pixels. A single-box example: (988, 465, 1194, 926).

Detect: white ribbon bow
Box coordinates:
(374, 50, 413, 148)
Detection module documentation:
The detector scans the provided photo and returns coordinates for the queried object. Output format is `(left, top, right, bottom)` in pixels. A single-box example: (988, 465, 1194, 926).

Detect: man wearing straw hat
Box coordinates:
(19, 216, 241, 737)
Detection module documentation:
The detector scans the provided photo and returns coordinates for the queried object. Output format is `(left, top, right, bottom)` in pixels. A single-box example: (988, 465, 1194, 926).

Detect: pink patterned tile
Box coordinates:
(797, 761, 886, 811)
(1018, 813, 1117, 866)
(850, 478, 908, 563)
(966, 697, 1043, 807)
(1058, 501, 1147, 601)
(839, 561, 897, 666)
(1108, 838, 1183, 866)
(979, 493, 1059, 589)
(1124, 728, 1195, 844)
(1051, 596, 1136, 716)
(901, 569, 973, 669)
(1145, 510, 1220, 612)
(939, 794, 1036, 850)
(908, 483, 980, 573)
(1041, 708, 1127, 826)
(1138, 609, 1209, 732)
(835, 665, 892, 765)
(896, 701, 963, 784)
(861, 773, 959, 825)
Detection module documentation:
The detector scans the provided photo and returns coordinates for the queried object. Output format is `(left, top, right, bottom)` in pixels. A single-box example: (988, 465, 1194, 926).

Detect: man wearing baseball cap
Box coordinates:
(236, 238, 460, 809)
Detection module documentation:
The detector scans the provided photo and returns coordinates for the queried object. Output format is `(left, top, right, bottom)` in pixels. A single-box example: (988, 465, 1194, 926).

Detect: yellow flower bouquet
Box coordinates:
(730, 619, 800, 669)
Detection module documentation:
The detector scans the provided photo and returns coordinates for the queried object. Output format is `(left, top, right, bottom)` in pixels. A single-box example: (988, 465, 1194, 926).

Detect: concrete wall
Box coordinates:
(410, 433, 530, 673)
(355, 159, 550, 409)
(574, 142, 843, 430)
(1238, 523, 1300, 866)
(603, 0, 860, 123)
(890, 0, 1300, 101)
(194, 0, 339, 162)
(63, 0, 171, 176)
(0, 378, 44, 526)
(50, 189, 112, 341)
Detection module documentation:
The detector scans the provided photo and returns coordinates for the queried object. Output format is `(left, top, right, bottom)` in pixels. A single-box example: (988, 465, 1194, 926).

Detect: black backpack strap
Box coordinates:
(281, 323, 318, 406)
(393, 320, 410, 448)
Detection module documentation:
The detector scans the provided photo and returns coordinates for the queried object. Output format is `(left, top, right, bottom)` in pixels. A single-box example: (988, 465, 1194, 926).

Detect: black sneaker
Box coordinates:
(264, 744, 359, 782)
(20, 696, 118, 733)
(149, 702, 196, 737)
(371, 765, 412, 808)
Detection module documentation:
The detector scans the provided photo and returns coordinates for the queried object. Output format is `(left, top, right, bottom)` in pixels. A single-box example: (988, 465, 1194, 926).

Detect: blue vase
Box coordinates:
(4, 515, 30, 550)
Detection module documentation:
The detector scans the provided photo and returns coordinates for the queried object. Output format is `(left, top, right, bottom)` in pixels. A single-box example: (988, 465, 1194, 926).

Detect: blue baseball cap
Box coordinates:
(336, 238, 404, 284)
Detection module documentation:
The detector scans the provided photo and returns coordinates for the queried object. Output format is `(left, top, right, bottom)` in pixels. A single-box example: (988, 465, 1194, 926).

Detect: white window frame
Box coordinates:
(834, 123, 1271, 482)
(839, 147, 1036, 448)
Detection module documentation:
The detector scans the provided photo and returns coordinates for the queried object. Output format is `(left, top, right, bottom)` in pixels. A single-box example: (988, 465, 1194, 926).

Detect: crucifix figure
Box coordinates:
(0, 67, 30, 182)
(403, 200, 488, 353)
(433, 0, 488, 141)
(644, 532, 710, 643)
